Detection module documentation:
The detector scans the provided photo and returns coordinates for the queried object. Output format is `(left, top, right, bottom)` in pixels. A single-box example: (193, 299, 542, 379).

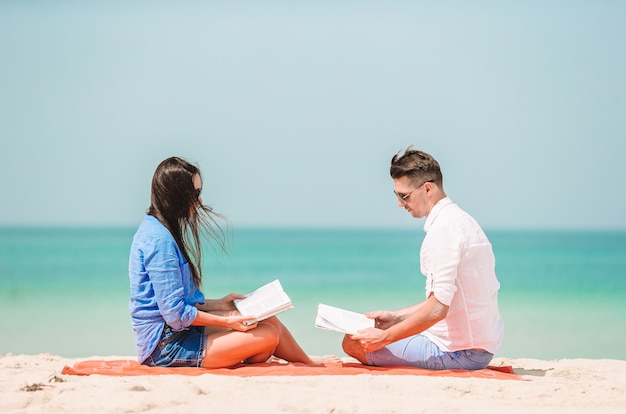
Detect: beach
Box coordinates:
(2, 353, 626, 413)
(2, 228, 625, 412)
(3, 1, 626, 411)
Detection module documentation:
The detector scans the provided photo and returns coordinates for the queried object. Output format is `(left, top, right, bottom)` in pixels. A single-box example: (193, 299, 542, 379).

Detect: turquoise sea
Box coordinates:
(1, 227, 625, 361)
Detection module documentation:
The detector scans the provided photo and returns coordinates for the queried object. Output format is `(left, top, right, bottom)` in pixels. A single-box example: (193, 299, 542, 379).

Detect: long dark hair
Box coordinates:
(147, 157, 227, 287)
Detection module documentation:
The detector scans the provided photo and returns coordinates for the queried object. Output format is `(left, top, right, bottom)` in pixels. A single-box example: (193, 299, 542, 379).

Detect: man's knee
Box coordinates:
(342, 335, 368, 364)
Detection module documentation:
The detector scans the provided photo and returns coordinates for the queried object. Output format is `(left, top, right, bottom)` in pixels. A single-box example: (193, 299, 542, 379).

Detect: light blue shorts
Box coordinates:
(143, 324, 207, 368)
(366, 334, 493, 370)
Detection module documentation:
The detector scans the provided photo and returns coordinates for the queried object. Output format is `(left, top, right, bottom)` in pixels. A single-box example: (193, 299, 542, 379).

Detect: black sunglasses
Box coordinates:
(393, 180, 434, 204)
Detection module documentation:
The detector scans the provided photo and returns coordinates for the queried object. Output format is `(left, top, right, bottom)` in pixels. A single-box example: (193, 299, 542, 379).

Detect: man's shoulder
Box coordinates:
(427, 202, 486, 241)
(433, 200, 472, 223)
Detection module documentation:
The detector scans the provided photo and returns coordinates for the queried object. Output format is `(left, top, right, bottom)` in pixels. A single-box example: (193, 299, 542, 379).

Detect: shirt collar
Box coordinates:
(423, 197, 453, 233)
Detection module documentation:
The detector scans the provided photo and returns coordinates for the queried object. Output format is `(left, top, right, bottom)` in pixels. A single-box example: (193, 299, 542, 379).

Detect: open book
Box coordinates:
(234, 279, 294, 324)
(315, 303, 375, 335)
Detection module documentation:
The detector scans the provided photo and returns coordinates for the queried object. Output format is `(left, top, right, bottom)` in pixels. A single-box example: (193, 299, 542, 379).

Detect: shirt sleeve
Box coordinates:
(143, 235, 198, 331)
(421, 224, 463, 306)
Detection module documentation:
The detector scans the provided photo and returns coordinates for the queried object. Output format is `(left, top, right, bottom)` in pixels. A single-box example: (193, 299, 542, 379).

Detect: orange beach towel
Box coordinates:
(61, 359, 521, 380)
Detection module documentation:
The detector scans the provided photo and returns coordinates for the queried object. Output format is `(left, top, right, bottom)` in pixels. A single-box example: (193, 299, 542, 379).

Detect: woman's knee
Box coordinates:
(256, 322, 280, 348)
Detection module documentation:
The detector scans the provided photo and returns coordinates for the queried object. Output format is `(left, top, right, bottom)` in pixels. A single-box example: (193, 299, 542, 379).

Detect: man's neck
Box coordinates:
(425, 193, 447, 217)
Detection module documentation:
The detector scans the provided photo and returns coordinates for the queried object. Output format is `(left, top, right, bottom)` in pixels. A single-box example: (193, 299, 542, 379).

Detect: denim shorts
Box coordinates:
(143, 324, 207, 368)
(366, 334, 493, 370)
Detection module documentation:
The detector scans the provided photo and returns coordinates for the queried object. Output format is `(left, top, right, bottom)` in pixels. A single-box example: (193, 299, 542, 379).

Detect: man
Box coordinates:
(342, 147, 504, 370)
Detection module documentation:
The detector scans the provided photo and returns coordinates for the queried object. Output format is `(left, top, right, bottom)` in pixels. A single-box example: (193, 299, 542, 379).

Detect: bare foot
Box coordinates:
(309, 355, 343, 366)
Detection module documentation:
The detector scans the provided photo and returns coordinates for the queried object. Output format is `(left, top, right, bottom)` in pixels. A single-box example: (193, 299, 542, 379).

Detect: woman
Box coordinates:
(129, 157, 335, 368)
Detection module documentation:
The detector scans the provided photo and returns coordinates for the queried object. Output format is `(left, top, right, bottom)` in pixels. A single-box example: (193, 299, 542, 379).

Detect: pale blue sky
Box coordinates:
(1, 1, 625, 230)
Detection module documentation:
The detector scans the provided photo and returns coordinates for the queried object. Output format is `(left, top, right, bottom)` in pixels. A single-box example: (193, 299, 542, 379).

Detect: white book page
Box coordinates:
(315, 303, 375, 335)
(234, 280, 293, 321)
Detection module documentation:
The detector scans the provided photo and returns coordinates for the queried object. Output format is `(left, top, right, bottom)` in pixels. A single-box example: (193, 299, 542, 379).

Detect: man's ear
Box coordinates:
(424, 181, 434, 194)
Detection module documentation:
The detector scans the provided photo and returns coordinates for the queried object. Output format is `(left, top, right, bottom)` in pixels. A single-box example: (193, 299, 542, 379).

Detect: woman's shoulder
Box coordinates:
(134, 216, 174, 245)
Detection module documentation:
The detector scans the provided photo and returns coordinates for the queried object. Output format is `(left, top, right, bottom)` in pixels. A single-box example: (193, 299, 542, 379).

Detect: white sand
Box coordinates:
(2, 354, 626, 413)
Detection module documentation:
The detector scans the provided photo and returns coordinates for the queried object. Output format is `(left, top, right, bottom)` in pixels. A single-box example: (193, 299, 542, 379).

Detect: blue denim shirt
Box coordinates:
(128, 215, 205, 363)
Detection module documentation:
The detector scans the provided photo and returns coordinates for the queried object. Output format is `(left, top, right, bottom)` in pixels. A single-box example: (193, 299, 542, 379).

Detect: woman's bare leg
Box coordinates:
(201, 323, 279, 368)
(263, 316, 342, 365)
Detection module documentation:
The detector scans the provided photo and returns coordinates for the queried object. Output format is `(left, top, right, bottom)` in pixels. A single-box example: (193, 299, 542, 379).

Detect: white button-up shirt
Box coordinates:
(420, 197, 504, 354)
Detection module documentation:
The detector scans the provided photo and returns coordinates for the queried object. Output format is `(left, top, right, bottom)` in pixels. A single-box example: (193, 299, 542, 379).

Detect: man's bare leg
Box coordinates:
(342, 334, 368, 364)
